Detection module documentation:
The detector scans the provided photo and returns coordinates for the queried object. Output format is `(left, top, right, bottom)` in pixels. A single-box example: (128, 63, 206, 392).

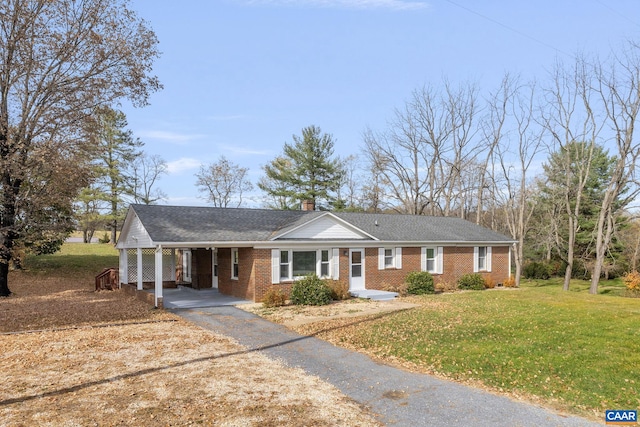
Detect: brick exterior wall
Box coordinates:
(217, 244, 512, 302)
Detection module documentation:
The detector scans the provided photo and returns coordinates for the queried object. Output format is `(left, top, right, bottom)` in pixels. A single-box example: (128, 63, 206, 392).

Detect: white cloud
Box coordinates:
(166, 157, 202, 174)
(244, 0, 429, 11)
(138, 130, 205, 145)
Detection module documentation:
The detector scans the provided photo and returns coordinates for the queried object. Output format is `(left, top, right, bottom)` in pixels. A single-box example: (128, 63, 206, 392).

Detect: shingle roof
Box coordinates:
(129, 204, 513, 244)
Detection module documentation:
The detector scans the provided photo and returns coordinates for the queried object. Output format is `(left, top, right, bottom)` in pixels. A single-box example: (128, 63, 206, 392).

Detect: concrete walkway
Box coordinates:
(175, 306, 602, 427)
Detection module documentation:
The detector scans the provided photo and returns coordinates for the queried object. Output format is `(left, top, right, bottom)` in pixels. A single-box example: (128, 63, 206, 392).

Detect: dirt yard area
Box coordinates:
(0, 271, 381, 426)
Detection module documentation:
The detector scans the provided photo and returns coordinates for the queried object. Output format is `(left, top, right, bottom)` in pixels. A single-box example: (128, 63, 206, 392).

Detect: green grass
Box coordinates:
(21, 242, 119, 278)
(332, 282, 640, 417)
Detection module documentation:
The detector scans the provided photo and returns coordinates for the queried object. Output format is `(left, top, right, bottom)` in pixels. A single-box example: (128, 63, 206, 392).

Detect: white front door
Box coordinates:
(212, 249, 218, 289)
(349, 248, 365, 291)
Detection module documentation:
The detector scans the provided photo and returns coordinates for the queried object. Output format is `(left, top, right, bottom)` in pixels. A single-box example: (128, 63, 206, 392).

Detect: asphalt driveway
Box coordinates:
(175, 306, 602, 427)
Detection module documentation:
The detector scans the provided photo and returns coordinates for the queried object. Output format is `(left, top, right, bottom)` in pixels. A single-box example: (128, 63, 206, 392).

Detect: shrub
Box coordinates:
(484, 276, 496, 289)
(434, 281, 457, 293)
(382, 282, 408, 297)
(457, 273, 485, 290)
(98, 233, 110, 244)
(262, 286, 288, 308)
(623, 271, 640, 293)
(327, 280, 350, 301)
(290, 274, 332, 306)
(523, 262, 551, 280)
(405, 271, 435, 295)
(503, 275, 516, 288)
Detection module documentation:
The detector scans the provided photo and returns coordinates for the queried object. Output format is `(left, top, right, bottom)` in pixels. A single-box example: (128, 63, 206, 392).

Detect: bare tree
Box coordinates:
(590, 43, 640, 293)
(196, 156, 253, 208)
(0, 0, 161, 296)
(540, 56, 601, 291)
(494, 78, 545, 286)
(130, 153, 168, 205)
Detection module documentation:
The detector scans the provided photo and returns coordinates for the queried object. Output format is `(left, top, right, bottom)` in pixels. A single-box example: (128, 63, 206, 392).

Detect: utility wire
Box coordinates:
(441, 0, 575, 59)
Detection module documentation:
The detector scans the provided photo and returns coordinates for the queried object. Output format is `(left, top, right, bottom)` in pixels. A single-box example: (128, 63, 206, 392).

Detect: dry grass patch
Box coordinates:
(243, 298, 418, 328)
(1, 321, 379, 426)
(2, 270, 172, 333)
(0, 244, 381, 426)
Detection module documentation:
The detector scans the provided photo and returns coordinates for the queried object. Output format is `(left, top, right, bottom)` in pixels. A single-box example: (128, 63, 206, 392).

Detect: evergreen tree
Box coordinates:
(536, 141, 617, 279)
(259, 126, 345, 210)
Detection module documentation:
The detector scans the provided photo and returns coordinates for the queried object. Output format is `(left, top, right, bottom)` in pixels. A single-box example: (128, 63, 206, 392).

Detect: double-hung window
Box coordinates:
(425, 247, 436, 272)
(422, 246, 443, 274)
(474, 246, 492, 272)
(231, 248, 239, 279)
(280, 251, 290, 280)
(320, 250, 330, 277)
(379, 247, 402, 270)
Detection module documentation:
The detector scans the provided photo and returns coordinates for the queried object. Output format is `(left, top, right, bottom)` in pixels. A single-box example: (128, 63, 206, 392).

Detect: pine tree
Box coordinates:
(259, 126, 345, 210)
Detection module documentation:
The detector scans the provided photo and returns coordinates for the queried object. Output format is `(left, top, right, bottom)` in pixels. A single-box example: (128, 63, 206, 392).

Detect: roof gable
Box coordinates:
(116, 209, 153, 249)
(273, 213, 374, 240)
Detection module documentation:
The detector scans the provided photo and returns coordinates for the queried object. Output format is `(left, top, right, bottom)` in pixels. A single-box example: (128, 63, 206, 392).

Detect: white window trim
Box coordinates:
(231, 248, 239, 280)
(421, 246, 443, 274)
(378, 247, 402, 270)
(473, 246, 492, 272)
(273, 248, 337, 282)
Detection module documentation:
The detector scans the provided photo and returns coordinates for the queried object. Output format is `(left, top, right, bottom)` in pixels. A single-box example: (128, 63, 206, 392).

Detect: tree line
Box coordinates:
(201, 43, 640, 294)
(2, 0, 639, 298)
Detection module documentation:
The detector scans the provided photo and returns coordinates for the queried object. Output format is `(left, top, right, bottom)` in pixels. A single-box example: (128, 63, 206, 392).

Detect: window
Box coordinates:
(422, 246, 442, 274)
(276, 249, 334, 281)
(384, 249, 394, 268)
(280, 251, 290, 280)
(231, 248, 239, 279)
(478, 247, 486, 271)
(474, 246, 491, 272)
(425, 248, 436, 272)
(320, 250, 330, 277)
(379, 247, 402, 269)
(293, 251, 316, 277)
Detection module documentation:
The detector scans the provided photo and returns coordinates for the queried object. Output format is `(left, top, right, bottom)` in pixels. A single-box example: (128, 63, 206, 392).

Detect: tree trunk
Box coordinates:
(563, 215, 576, 291)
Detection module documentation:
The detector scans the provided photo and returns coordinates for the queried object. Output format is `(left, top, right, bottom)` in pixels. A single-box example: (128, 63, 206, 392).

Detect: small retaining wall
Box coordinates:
(121, 283, 163, 309)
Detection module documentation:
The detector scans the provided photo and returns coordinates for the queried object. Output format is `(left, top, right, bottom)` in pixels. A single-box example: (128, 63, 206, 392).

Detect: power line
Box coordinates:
(441, 0, 575, 59)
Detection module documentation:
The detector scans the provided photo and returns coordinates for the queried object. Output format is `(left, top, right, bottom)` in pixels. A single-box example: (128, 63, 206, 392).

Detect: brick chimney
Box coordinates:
(301, 199, 315, 211)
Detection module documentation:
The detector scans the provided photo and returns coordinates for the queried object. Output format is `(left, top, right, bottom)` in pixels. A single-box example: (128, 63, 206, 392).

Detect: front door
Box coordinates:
(349, 248, 365, 291)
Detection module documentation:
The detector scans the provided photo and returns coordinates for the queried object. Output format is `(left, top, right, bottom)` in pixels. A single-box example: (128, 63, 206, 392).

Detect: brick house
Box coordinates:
(116, 204, 515, 307)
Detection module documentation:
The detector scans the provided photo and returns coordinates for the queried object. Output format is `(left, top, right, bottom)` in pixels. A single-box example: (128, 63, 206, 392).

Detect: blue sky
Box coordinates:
(121, 0, 640, 207)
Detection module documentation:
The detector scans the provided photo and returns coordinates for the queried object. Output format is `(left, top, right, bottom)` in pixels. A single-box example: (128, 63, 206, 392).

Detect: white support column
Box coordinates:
(119, 249, 128, 288)
(155, 245, 163, 308)
(137, 248, 143, 290)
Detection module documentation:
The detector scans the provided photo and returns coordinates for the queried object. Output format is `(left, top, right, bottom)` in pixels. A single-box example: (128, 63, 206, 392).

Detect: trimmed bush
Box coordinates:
(290, 274, 332, 306)
(523, 262, 551, 280)
(262, 286, 288, 308)
(484, 276, 496, 289)
(405, 271, 435, 295)
(457, 273, 485, 290)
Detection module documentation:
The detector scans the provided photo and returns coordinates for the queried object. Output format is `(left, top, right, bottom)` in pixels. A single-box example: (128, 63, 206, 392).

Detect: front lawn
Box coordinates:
(297, 282, 640, 420)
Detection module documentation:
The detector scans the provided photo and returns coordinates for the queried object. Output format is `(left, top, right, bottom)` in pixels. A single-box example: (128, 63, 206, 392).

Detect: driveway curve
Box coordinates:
(175, 306, 601, 427)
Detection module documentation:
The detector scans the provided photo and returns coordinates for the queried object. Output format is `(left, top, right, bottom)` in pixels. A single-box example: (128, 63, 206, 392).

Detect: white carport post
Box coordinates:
(154, 244, 163, 308)
(136, 248, 143, 290)
(119, 249, 128, 288)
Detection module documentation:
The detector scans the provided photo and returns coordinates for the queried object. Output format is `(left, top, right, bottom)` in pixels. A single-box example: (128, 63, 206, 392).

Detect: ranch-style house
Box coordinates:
(116, 204, 515, 307)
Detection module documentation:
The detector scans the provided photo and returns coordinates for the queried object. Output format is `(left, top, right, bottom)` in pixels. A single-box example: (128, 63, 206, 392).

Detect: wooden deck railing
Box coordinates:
(95, 267, 119, 291)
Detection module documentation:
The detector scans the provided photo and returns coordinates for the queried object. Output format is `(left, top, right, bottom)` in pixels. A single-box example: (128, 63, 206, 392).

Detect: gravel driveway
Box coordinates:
(175, 306, 602, 427)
